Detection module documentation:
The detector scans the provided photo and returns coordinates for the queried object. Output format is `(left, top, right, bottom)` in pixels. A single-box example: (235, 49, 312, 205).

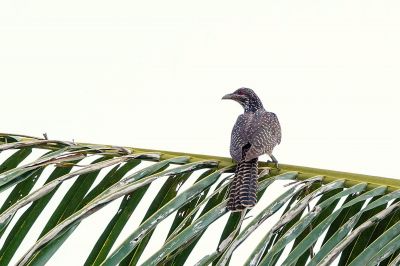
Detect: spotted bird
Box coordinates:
(222, 88, 281, 211)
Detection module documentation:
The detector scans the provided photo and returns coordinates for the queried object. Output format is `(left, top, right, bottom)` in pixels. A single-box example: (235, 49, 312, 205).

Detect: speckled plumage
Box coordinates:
(223, 88, 281, 212)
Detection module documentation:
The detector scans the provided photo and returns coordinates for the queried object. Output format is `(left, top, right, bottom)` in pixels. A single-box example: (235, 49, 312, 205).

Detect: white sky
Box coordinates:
(1, 1, 400, 265)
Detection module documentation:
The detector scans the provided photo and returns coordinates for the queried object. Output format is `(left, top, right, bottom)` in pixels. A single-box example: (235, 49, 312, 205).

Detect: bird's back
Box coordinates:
(230, 109, 281, 162)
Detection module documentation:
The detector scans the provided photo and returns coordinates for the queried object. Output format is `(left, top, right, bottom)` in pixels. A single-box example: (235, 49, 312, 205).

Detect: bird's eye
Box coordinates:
(237, 91, 244, 95)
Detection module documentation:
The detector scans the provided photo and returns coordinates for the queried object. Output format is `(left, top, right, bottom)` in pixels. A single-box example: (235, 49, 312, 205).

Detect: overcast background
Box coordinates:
(1, 0, 400, 265)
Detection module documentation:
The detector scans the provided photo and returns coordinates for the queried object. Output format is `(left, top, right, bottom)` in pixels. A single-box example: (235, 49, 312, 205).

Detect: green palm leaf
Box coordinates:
(0, 132, 400, 265)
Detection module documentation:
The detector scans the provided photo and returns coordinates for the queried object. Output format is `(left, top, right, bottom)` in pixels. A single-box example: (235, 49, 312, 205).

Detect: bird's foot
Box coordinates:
(267, 160, 280, 170)
(267, 154, 280, 171)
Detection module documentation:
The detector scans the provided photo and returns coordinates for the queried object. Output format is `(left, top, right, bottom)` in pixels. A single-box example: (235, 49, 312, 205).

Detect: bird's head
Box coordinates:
(222, 87, 263, 112)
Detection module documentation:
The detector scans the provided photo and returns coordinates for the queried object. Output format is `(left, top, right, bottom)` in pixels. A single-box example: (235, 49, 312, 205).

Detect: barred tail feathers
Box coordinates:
(227, 158, 258, 212)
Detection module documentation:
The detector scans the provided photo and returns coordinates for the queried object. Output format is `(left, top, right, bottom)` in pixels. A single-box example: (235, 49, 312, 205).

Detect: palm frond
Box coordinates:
(0, 133, 400, 265)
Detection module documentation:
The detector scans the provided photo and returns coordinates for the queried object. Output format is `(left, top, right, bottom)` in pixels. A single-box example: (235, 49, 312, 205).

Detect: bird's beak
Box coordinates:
(222, 93, 235, 100)
(222, 93, 245, 102)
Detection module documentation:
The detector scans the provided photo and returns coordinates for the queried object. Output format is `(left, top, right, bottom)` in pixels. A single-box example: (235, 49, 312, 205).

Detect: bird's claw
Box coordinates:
(267, 160, 280, 170)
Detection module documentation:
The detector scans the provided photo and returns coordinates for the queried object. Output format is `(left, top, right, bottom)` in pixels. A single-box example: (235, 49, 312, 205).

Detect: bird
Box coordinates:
(222, 87, 281, 212)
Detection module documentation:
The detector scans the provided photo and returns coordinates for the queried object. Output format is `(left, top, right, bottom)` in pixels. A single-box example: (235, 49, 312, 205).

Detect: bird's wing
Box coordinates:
(245, 110, 281, 161)
(230, 114, 248, 162)
(271, 112, 282, 145)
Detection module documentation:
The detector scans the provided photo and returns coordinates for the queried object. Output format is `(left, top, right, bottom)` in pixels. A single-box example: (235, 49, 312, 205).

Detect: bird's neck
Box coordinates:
(244, 100, 263, 113)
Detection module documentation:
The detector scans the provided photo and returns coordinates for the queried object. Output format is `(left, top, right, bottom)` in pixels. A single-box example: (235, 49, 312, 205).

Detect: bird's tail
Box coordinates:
(227, 158, 258, 212)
